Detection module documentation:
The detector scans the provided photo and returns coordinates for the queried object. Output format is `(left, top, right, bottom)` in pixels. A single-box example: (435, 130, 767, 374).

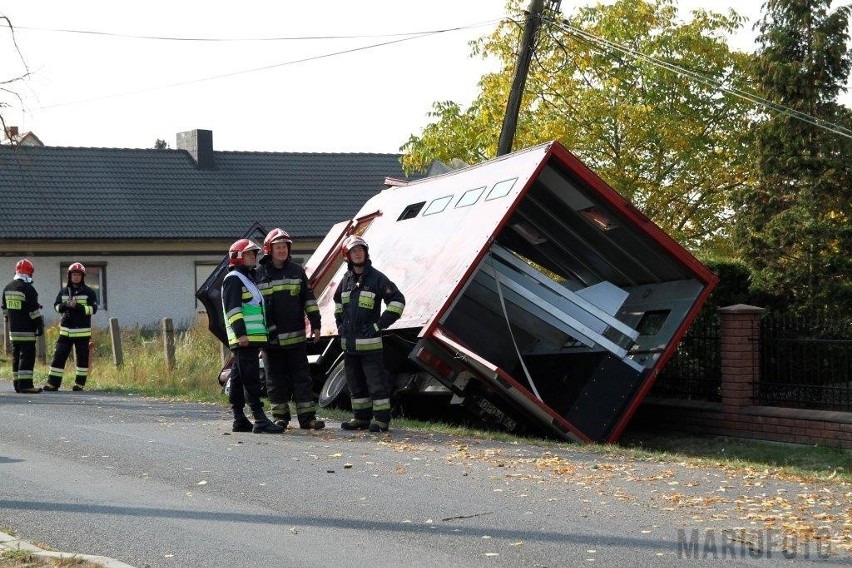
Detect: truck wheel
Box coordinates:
(319, 359, 350, 409)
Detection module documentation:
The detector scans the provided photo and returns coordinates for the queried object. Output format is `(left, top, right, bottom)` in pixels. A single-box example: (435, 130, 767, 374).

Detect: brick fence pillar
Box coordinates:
(718, 304, 765, 409)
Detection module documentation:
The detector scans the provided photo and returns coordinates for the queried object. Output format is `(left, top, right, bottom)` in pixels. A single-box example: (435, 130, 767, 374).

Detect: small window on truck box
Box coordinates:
(423, 195, 453, 216)
(398, 202, 426, 221)
(456, 186, 486, 208)
(485, 178, 518, 201)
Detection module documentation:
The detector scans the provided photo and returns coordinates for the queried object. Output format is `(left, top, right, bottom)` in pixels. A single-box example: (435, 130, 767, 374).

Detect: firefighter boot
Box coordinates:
(273, 411, 291, 430)
(299, 416, 326, 430)
(368, 420, 389, 433)
(17, 379, 43, 394)
(252, 410, 285, 434)
(12, 380, 20, 393)
(72, 383, 85, 391)
(232, 410, 253, 432)
(341, 418, 370, 431)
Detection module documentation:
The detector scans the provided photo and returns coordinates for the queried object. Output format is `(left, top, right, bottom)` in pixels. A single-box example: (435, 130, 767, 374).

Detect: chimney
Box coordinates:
(176, 129, 215, 169)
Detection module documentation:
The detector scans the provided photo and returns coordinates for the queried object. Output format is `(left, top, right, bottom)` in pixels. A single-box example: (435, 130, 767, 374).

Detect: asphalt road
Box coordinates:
(1, 381, 849, 567)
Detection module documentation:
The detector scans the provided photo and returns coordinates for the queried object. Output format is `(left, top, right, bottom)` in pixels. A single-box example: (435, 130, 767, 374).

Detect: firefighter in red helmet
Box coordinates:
(43, 262, 98, 391)
(221, 239, 283, 434)
(334, 235, 405, 432)
(256, 228, 325, 430)
(2, 259, 44, 393)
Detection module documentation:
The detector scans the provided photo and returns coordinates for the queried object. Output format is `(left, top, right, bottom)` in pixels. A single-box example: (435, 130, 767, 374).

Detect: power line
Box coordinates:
(35, 19, 503, 111)
(14, 24, 493, 42)
(546, 16, 852, 141)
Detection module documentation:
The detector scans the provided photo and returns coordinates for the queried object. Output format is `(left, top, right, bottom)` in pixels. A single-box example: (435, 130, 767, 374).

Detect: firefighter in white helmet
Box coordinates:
(221, 239, 283, 434)
(333, 235, 405, 432)
(256, 228, 325, 430)
(43, 262, 98, 392)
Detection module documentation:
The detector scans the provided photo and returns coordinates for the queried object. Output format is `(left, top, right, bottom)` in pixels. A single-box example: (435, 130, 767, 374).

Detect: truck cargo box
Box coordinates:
(306, 141, 718, 442)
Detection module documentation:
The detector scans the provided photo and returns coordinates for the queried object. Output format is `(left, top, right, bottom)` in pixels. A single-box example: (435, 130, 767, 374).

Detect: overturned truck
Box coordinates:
(304, 141, 717, 443)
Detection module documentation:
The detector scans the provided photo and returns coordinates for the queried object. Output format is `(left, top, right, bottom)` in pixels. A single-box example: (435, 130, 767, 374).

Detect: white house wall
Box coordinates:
(1, 255, 221, 330)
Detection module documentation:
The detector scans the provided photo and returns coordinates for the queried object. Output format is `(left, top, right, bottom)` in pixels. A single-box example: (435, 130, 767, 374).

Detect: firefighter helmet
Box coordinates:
(341, 235, 369, 262)
(228, 239, 261, 267)
(68, 262, 86, 276)
(263, 228, 293, 255)
(15, 259, 35, 277)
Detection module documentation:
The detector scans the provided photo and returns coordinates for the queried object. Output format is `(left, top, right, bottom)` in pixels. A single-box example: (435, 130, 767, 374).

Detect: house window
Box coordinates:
(60, 262, 107, 310)
(456, 186, 486, 208)
(398, 202, 426, 221)
(485, 178, 518, 201)
(422, 195, 453, 216)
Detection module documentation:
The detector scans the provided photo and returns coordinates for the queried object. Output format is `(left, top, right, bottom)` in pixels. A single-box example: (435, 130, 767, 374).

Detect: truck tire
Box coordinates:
(318, 359, 350, 409)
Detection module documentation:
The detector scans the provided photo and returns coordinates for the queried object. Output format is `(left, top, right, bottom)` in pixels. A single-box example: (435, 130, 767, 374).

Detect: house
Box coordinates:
(3, 126, 44, 147)
(0, 129, 409, 329)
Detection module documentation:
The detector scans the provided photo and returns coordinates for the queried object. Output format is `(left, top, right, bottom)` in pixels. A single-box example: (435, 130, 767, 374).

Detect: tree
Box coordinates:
(402, 0, 755, 253)
(154, 138, 169, 149)
(733, 0, 852, 314)
(0, 16, 32, 140)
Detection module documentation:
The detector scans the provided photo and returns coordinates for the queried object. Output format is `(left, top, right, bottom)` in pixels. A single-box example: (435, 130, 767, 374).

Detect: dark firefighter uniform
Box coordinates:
(2, 276, 44, 393)
(45, 276, 98, 390)
(334, 259, 405, 430)
(257, 258, 322, 428)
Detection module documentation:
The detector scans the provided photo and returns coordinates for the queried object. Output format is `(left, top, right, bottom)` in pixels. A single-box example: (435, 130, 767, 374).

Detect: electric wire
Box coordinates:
(35, 19, 503, 111)
(544, 15, 852, 141)
(14, 24, 495, 42)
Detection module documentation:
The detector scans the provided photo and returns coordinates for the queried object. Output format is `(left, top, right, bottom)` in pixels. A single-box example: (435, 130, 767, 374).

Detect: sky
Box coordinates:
(0, 1, 848, 153)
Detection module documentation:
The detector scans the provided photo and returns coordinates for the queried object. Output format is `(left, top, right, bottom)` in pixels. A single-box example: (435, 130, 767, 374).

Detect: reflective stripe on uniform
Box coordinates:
(9, 331, 36, 341)
(60, 326, 91, 338)
(354, 336, 383, 351)
(276, 329, 306, 346)
(351, 397, 372, 411)
(386, 300, 405, 315)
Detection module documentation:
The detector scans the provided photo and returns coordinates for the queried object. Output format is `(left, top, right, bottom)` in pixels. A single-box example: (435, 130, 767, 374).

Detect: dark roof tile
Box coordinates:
(0, 146, 407, 239)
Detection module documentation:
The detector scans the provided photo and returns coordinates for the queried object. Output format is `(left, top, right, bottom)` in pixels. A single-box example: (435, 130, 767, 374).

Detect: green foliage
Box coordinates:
(402, 0, 755, 254)
(700, 257, 784, 310)
(733, 0, 852, 315)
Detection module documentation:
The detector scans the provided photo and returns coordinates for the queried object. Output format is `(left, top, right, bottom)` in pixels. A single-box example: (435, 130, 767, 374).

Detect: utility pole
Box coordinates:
(497, 0, 546, 156)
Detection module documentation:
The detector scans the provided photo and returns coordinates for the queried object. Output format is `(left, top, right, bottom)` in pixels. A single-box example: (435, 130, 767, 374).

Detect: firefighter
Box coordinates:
(43, 262, 98, 392)
(257, 228, 325, 430)
(221, 239, 283, 434)
(333, 236, 405, 432)
(2, 259, 45, 394)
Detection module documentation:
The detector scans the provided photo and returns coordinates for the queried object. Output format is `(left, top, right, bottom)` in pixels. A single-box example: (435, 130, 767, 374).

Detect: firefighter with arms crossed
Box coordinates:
(257, 228, 325, 430)
(2, 259, 44, 394)
(334, 236, 405, 432)
(44, 262, 97, 391)
(221, 239, 283, 434)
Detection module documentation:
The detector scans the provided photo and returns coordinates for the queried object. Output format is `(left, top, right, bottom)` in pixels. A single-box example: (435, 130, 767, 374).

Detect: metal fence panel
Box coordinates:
(758, 315, 852, 411)
(652, 312, 721, 401)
